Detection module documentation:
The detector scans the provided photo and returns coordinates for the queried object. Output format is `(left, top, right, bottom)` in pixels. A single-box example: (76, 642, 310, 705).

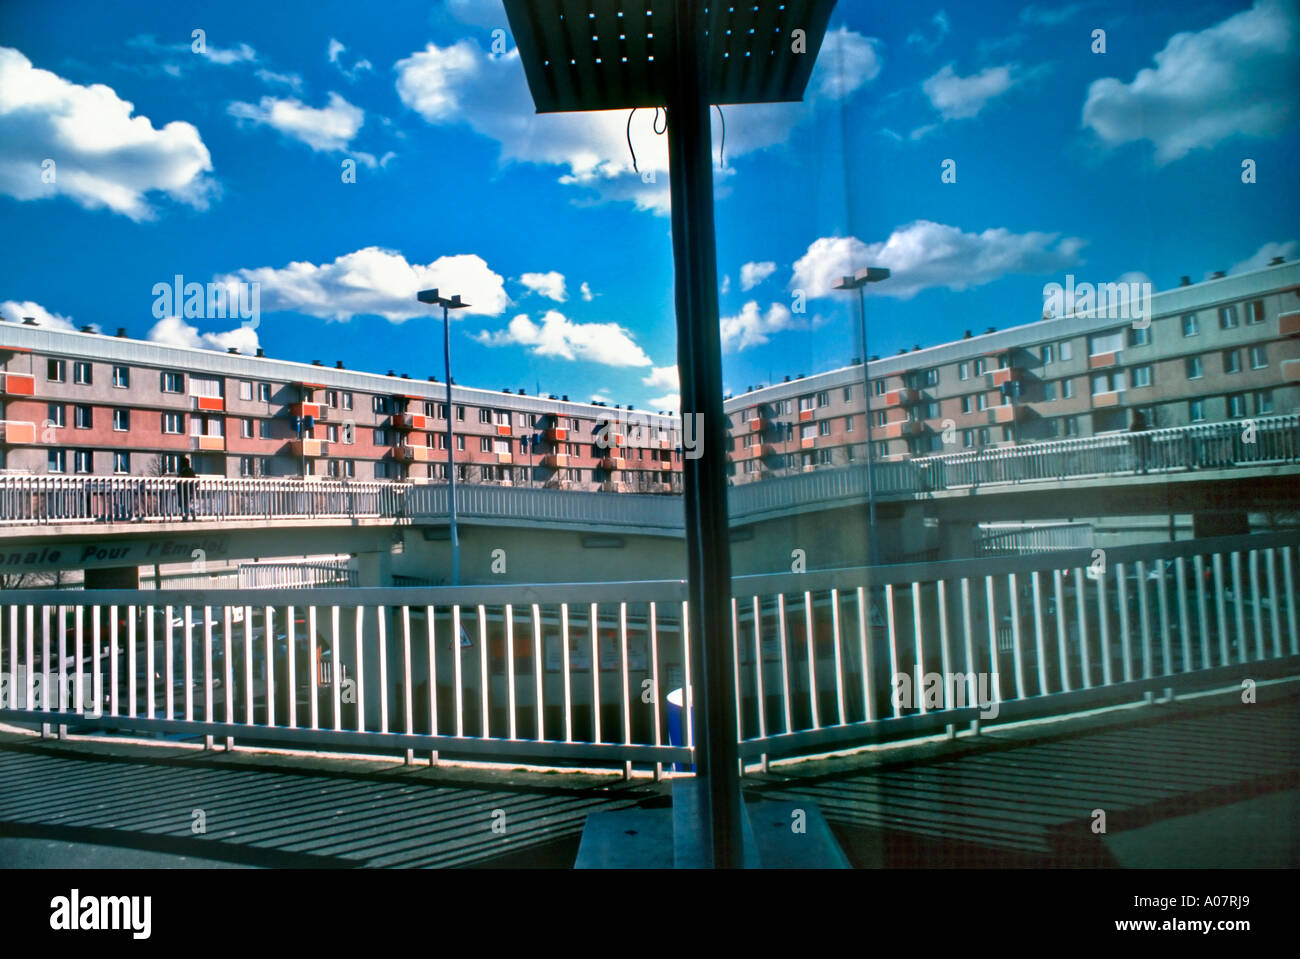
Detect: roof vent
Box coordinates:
(562, 394, 569, 401)
(746, 385, 753, 392)
(985, 326, 996, 334)
(870, 354, 879, 361)
(549, 394, 558, 400)
(21, 316, 37, 326)
(796, 373, 803, 379)
(117, 327, 128, 338)
(912, 344, 920, 351)
(401, 373, 410, 379)
(428, 375, 437, 382)
(387, 370, 395, 376)
(1211, 270, 1226, 279)
(518, 388, 526, 395)
(336, 360, 345, 369)
(227, 347, 239, 354)
(312, 360, 323, 366)
(256, 348, 265, 357)
(897, 348, 907, 355)
(783, 375, 790, 382)
(80, 325, 96, 334)
(1180, 275, 1191, 286)
(1269, 256, 1285, 266)
(850, 356, 860, 365)
(964, 330, 972, 338)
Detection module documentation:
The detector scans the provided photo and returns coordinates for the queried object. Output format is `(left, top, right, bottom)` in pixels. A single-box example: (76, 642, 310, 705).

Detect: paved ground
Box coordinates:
(1, 684, 1296, 868)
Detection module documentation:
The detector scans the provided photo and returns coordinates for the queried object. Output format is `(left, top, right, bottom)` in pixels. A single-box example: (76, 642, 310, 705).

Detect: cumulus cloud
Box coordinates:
(147, 315, 259, 354)
(227, 92, 365, 155)
(740, 261, 778, 291)
(474, 310, 651, 367)
(0, 300, 80, 332)
(519, 271, 566, 302)
(255, 69, 303, 93)
(643, 365, 680, 392)
(922, 62, 1017, 120)
(792, 222, 1086, 300)
(394, 25, 881, 213)
(648, 394, 681, 412)
(218, 246, 508, 321)
(128, 34, 257, 67)
(580, 281, 594, 302)
(0, 47, 214, 220)
(1082, 0, 1299, 164)
(328, 38, 373, 81)
(906, 10, 950, 54)
(1229, 240, 1298, 274)
(720, 301, 796, 352)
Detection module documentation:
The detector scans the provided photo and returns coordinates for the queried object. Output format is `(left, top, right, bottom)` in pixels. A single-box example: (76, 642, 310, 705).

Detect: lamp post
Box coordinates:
(834, 267, 890, 568)
(418, 289, 470, 586)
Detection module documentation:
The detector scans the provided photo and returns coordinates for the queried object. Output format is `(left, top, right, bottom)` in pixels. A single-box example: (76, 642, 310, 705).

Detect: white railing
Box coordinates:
(977, 522, 1094, 555)
(0, 416, 1295, 527)
(1, 532, 1295, 773)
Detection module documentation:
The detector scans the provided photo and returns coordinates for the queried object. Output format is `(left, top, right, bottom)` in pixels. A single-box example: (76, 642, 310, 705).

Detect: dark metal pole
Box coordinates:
(857, 286, 880, 567)
(443, 304, 460, 586)
(666, 0, 742, 868)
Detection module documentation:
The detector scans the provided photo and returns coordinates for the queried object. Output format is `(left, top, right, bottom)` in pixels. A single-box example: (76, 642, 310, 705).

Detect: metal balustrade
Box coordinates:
(0, 416, 1294, 529)
(1, 532, 1295, 773)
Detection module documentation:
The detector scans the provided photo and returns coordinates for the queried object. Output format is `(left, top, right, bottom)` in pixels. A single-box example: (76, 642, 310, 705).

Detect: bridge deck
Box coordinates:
(0, 683, 1295, 868)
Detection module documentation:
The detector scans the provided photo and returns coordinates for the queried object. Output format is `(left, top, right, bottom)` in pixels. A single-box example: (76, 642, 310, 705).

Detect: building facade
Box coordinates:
(1, 259, 1295, 489)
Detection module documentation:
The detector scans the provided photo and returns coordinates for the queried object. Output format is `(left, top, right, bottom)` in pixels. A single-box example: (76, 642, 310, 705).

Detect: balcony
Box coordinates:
(987, 405, 1023, 425)
(392, 413, 427, 431)
(1280, 311, 1300, 336)
(195, 395, 225, 412)
(196, 435, 225, 452)
(880, 388, 918, 407)
(881, 420, 922, 439)
(1, 373, 34, 396)
(289, 401, 322, 419)
(1088, 352, 1119, 370)
(495, 424, 513, 437)
(1091, 390, 1124, 408)
(289, 438, 327, 457)
(798, 408, 815, 422)
(0, 420, 37, 444)
(544, 453, 570, 468)
(600, 456, 626, 471)
(544, 427, 569, 442)
(988, 367, 1023, 387)
(747, 417, 767, 432)
(760, 443, 783, 457)
(394, 444, 433, 463)
(1283, 359, 1300, 382)
(496, 452, 513, 465)
(800, 436, 816, 449)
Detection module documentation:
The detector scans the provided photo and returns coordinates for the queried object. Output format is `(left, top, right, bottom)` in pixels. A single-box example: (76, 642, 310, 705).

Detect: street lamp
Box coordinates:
(418, 288, 470, 586)
(833, 266, 890, 568)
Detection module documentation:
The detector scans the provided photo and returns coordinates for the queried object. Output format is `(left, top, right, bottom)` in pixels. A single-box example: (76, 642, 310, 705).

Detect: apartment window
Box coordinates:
(162, 412, 184, 434)
(875, 410, 888, 427)
(1091, 371, 1125, 394)
(1182, 314, 1200, 337)
(113, 452, 129, 474)
(325, 390, 338, 408)
(1041, 345, 1054, 366)
(1250, 346, 1267, 369)
(191, 415, 223, 438)
(422, 401, 434, 418)
(961, 395, 973, 414)
(434, 403, 447, 419)
(48, 449, 66, 473)
(239, 456, 254, 478)
(240, 418, 253, 439)
(75, 405, 93, 429)
(189, 375, 221, 400)
(326, 424, 338, 443)
(47, 359, 65, 382)
(341, 392, 353, 411)
(1223, 349, 1242, 374)
(1255, 390, 1274, 414)
(258, 419, 271, 440)
(1131, 365, 1153, 389)
(73, 450, 92, 473)
(799, 395, 815, 411)
(815, 391, 829, 407)
(372, 429, 388, 445)
(1059, 341, 1073, 361)
(343, 460, 355, 478)
(962, 430, 974, 448)
(1246, 300, 1265, 324)
(161, 454, 180, 475)
(1063, 416, 1080, 437)
(258, 383, 271, 403)
(456, 406, 465, 421)
(922, 368, 939, 387)
(480, 436, 492, 452)
(818, 420, 832, 436)
(112, 365, 130, 388)
(73, 361, 92, 385)
(847, 446, 856, 462)
(1062, 378, 1074, 399)
(1226, 393, 1247, 418)
(1185, 356, 1203, 379)
(479, 408, 492, 424)
(800, 423, 817, 440)
(239, 381, 253, 401)
(875, 441, 889, 458)
(972, 358, 985, 376)
(372, 396, 388, 414)
(46, 403, 64, 428)
(978, 428, 991, 445)
(958, 362, 970, 380)
(112, 408, 129, 431)
(873, 380, 886, 396)
(1043, 381, 1056, 401)
(1088, 330, 1125, 355)
(1218, 305, 1239, 329)
(326, 459, 340, 478)
(817, 448, 834, 465)
(844, 415, 854, 432)
(976, 393, 988, 411)
(842, 386, 852, 402)
(456, 435, 465, 451)
(161, 371, 184, 393)
(1189, 399, 1206, 422)
(1128, 326, 1151, 347)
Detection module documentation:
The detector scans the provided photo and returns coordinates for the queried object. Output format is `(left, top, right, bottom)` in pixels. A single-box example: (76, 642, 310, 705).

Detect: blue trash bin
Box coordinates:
(666, 687, 694, 772)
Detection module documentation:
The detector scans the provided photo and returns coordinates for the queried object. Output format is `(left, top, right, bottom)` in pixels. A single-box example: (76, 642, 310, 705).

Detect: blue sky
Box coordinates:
(1, 0, 1296, 411)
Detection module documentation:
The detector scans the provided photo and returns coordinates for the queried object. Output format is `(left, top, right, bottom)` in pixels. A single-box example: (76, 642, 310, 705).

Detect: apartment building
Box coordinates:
(0, 327, 684, 492)
(724, 258, 1299, 483)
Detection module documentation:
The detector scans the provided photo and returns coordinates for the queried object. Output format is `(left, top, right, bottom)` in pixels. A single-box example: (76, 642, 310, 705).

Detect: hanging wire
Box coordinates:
(715, 104, 725, 169)
(653, 106, 667, 135)
(626, 107, 639, 173)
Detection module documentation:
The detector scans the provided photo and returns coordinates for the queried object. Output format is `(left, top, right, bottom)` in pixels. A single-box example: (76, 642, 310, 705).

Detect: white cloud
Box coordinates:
(146, 315, 259, 354)
(197, 42, 257, 66)
(792, 222, 1086, 300)
(474, 310, 651, 367)
(580, 281, 594, 302)
(328, 38, 373, 81)
(394, 27, 881, 213)
(720, 275, 731, 295)
(519, 271, 566, 302)
(642, 365, 680, 392)
(1020, 3, 1089, 26)
(0, 47, 214, 220)
(227, 92, 365, 155)
(720, 301, 796, 352)
(255, 69, 303, 93)
(648, 394, 681, 412)
(922, 63, 1017, 121)
(1229, 240, 1298, 274)
(0, 300, 80, 332)
(219, 246, 508, 321)
(128, 34, 257, 67)
(1082, 0, 1299, 164)
(740, 261, 778, 291)
(906, 10, 950, 54)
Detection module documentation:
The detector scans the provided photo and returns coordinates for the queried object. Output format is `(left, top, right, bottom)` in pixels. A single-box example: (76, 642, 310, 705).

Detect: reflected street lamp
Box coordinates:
(834, 266, 890, 568)
(418, 288, 470, 586)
